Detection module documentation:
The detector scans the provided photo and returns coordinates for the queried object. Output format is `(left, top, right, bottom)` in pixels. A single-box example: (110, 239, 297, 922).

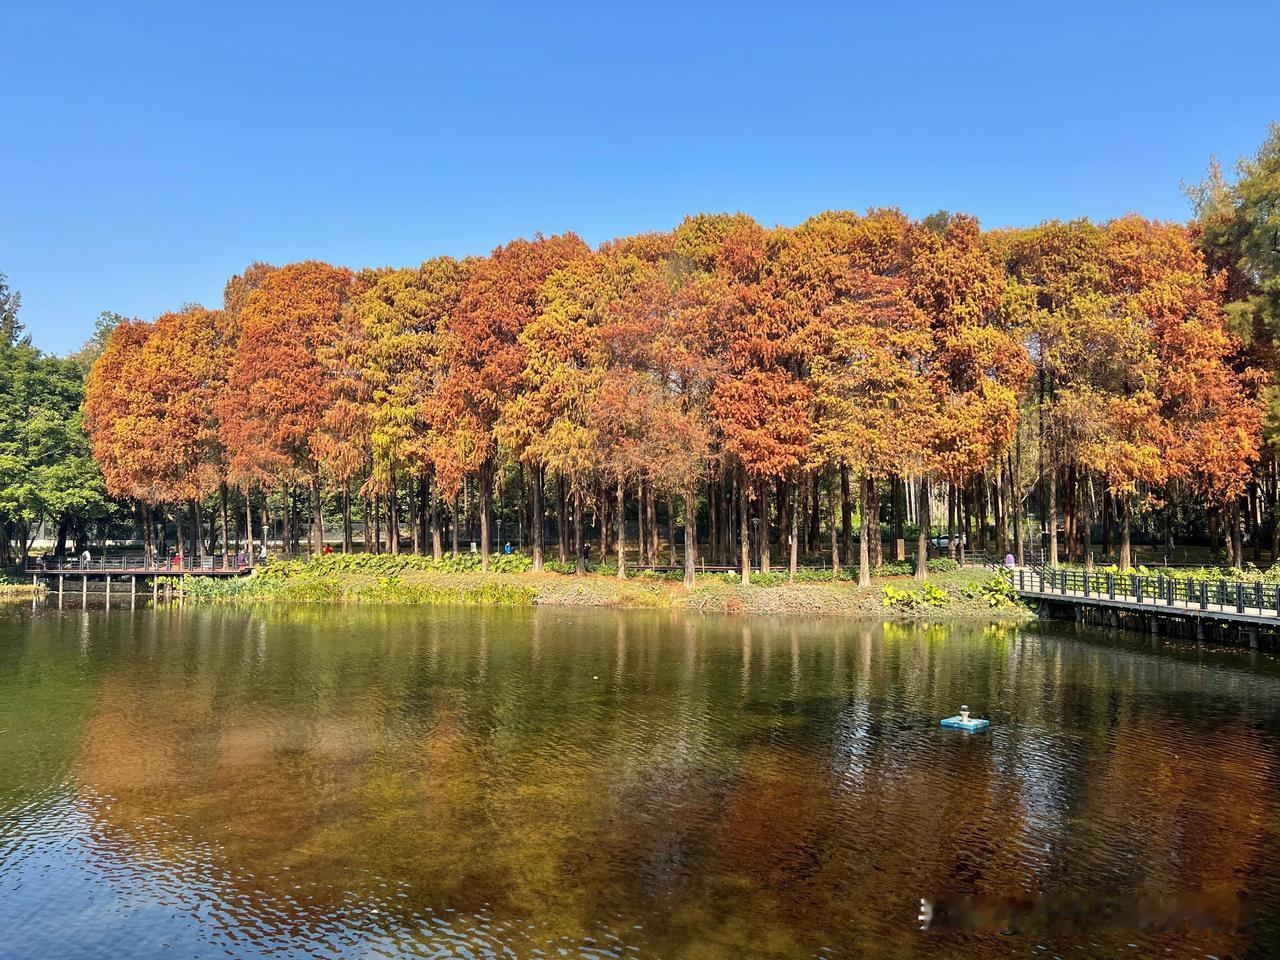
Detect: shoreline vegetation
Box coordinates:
(170, 554, 1031, 620)
(0, 583, 42, 601)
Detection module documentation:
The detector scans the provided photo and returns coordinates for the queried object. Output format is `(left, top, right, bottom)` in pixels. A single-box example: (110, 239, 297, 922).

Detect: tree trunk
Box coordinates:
(420, 475, 430, 554)
(244, 490, 255, 568)
(309, 473, 323, 558)
(1102, 488, 1113, 561)
(870, 480, 883, 570)
(451, 494, 460, 557)
(683, 489, 697, 589)
(915, 477, 930, 580)
(757, 481, 770, 573)
(429, 478, 442, 561)
(667, 496, 677, 566)
(531, 463, 544, 571)
(708, 476, 718, 565)
(947, 484, 957, 561)
(829, 470, 840, 579)
(798, 473, 809, 555)
(1272, 458, 1280, 565)
(1009, 451, 1023, 565)
(789, 479, 799, 582)
(992, 471, 1005, 556)
(858, 475, 872, 587)
(518, 463, 527, 550)
(1047, 460, 1059, 567)
(340, 479, 350, 553)
(727, 473, 736, 561)
(646, 479, 658, 565)
(1230, 496, 1243, 569)
(1119, 495, 1132, 572)
(259, 493, 270, 561)
(840, 466, 852, 567)
(220, 483, 230, 567)
(556, 473, 567, 564)
(193, 499, 205, 560)
(389, 475, 401, 556)
(616, 477, 627, 579)
(1250, 480, 1261, 564)
(409, 476, 421, 555)
(480, 460, 491, 571)
(976, 480, 987, 552)
(599, 479, 609, 565)
(1082, 476, 1095, 572)
(809, 472, 821, 553)
(891, 475, 904, 561)
(574, 488, 585, 575)
(637, 478, 647, 567)
(739, 467, 750, 585)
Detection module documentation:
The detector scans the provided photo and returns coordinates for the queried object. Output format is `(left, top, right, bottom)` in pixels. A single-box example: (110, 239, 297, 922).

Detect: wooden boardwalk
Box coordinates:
(1010, 566, 1280, 641)
(25, 555, 252, 605)
(27, 554, 252, 575)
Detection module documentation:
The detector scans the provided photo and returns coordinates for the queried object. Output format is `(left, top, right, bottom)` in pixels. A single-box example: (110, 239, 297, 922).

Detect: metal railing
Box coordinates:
(26, 554, 250, 573)
(1014, 565, 1280, 618)
(975, 547, 1047, 570)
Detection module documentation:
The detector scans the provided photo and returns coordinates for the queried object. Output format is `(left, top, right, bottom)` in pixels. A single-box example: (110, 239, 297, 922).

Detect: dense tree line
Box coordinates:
(0, 276, 117, 562)
(64, 125, 1280, 583)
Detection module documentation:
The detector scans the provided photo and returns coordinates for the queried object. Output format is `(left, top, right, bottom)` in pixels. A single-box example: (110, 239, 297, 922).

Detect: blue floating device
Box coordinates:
(941, 707, 989, 731)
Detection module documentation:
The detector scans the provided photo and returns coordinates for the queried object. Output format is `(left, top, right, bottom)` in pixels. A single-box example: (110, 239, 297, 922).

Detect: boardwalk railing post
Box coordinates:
(1084, 573, 1090, 598)
(1106, 573, 1114, 600)
(1200, 582, 1208, 611)
(1136, 576, 1143, 604)
(1019, 570, 1025, 592)
(1237, 582, 1245, 614)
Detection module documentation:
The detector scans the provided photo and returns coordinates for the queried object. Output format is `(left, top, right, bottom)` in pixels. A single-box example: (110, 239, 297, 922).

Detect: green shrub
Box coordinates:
(882, 582, 949, 609)
(879, 561, 914, 577)
(961, 575, 1021, 609)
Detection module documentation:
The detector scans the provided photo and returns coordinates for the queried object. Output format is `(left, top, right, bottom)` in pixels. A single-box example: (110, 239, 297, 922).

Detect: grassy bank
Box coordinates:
(0, 574, 44, 600)
(174, 555, 1030, 620)
(0, 583, 42, 601)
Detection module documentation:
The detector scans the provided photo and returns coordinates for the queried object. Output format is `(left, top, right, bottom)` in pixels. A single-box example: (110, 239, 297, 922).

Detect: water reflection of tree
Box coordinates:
(64, 606, 1280, 958)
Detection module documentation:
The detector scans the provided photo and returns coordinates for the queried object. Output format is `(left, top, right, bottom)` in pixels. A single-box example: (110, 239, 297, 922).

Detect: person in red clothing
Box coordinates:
(323, 543, 333, 555)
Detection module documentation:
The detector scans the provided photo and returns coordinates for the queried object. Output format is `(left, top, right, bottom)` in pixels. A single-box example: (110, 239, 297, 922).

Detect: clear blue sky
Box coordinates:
(3, 1, 1277, 355)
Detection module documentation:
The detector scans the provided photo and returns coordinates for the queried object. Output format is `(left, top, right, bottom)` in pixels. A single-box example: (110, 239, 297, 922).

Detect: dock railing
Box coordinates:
(26, 554, 250, 573)
(1014, 564, 1280, 619)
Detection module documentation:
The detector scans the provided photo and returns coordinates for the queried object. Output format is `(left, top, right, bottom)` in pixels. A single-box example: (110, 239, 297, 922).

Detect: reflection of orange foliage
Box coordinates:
(79, 677, 184, 796)
(1082, 718, 1274, 901)
(717, 749, 825, 886)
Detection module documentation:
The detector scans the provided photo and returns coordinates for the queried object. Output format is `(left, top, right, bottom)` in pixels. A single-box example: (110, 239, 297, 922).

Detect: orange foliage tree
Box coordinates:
(82, 205, 1262, 583)
(436, 233, 589, 570)
(218, 260, 353, 557)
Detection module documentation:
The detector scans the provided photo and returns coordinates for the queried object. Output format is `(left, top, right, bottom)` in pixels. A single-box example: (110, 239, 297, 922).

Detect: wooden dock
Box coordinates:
(1010, 566, 1280, 645)
(25, 556, 251, 606)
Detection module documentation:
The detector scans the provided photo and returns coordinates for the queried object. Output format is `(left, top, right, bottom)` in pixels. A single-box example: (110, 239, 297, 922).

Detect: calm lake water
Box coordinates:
(2, 604, 1279, 959)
